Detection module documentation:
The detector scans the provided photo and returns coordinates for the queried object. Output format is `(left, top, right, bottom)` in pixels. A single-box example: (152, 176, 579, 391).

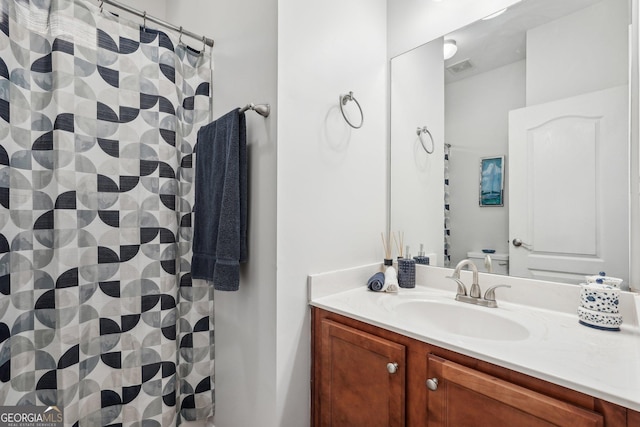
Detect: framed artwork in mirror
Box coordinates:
(479, 156, 504, 207)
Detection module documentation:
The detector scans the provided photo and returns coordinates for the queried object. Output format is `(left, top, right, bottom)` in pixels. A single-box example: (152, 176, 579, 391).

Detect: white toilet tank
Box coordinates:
(467, 251, 509, 275)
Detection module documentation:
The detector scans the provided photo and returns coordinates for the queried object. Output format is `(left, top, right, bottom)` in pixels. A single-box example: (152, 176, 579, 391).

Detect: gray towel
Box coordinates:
(192, 109, 247, 291)
(367, 272, 385, 292)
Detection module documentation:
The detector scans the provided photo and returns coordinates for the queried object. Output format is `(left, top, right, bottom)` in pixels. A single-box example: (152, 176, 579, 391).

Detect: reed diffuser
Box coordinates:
(393, 231, 404, 260)
(380, 232, 399, 292)
(381, 232, 393, 266)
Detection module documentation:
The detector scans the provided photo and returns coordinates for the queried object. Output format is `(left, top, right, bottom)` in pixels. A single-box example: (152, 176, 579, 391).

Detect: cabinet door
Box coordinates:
(318, 319, 406, 427)
(427, 354, 603, 427)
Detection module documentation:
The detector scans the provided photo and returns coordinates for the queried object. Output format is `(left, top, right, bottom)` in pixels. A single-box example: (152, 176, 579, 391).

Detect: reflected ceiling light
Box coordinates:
(443, 40, 457, 60)
(482, 8, 507, 20)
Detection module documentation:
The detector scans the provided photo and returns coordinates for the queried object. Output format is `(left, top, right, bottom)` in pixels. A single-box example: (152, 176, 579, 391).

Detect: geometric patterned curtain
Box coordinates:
(444, 143, 451, 267)
(0, 0, 214, 425)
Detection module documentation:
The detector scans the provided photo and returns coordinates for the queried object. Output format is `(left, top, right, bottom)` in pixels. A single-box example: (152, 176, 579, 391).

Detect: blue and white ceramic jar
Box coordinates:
(577, 306, 622, 331)
(579, 282, 620, 314)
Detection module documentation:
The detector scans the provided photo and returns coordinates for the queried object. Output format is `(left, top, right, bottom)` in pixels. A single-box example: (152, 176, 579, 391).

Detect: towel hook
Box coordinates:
(339, 91, 363, 129)
(417, 126, 435, 154)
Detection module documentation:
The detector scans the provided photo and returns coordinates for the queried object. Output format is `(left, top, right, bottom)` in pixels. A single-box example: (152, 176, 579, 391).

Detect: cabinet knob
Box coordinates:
(386, 362, 399, 374)
(426, 377, 439, 391)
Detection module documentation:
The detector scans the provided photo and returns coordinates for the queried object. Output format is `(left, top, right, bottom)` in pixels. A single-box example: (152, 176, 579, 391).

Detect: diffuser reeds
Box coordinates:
(381, 232, 392, 259)
(393, 231, 404, 258)
(381, 232, 395, 267)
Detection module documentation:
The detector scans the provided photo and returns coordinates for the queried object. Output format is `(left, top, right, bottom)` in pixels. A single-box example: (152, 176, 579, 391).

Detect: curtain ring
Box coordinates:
(201, 36, 207, 54)
(178, 26, 183, 44)
(142, 11, 147, 31)
(98, 0, 103, 13)
(416, 126, 435, 154)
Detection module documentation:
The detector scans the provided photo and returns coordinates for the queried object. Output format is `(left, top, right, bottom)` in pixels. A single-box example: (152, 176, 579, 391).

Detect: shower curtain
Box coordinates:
(444, 144, 451, 267)
(0, 0, 214, 425)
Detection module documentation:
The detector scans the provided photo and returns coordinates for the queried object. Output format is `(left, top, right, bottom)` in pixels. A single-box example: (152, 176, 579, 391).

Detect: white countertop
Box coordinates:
(308, 264, 640, 412)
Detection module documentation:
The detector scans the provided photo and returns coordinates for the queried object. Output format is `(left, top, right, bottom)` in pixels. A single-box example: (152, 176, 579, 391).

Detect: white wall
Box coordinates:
(526, 0, 628, 106)
(160, 1, 387, 426)
(165, 1, 278, 426)
(277, 1, 388, 425)
(387, 0, 523, 58)
(446, 60, 525, 264)
(104, 0, 167, 21)
(390, 39, 445, 263)
(633, 0, 640, 291)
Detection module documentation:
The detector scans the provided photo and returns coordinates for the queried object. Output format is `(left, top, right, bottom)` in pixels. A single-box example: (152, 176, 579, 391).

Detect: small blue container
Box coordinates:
(413, 255, 430, 265)
(413, 244, 430, 265)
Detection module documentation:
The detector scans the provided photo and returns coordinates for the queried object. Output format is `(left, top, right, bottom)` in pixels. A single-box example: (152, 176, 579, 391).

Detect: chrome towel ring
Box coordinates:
(339, 91, 363, 129)
(417, 126, 434, 154)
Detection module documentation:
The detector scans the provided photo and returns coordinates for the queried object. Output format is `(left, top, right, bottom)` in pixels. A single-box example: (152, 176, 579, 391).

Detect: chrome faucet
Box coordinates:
(451, 259, 481, 297)
(447, 259, 510, 308)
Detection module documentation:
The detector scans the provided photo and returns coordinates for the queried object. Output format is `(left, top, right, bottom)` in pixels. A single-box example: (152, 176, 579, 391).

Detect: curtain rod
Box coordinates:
(100, 0, 215, 48)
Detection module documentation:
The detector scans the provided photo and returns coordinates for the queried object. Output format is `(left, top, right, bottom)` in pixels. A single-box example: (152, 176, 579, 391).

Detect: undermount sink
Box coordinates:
(395, 300, 531, 341)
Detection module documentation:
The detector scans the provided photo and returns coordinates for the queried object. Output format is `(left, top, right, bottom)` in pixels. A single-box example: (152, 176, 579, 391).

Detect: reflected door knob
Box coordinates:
(426, 378, 439, 391)
(512, 238, 531, 249)
(386, 362, 399, 374)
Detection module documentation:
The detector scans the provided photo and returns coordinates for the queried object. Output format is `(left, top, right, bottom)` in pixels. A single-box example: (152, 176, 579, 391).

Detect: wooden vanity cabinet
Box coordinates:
(315, 319, 406, 426)
(311, 307, 632, 427)
(427, 354, 603, 427)
(628, 409, 640, 426)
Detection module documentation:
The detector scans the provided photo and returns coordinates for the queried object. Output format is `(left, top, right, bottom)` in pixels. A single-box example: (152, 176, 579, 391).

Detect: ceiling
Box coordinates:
(443, 0, 607, 83)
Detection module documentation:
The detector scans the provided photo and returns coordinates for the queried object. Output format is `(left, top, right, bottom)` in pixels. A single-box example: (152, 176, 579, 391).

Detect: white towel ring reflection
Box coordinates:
(417, 126, 434, 154)
(339, 91, 363, 129)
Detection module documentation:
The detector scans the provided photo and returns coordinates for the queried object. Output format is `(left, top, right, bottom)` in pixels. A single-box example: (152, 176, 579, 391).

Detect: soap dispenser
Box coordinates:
(413, 244, 430, 265)
(398, 245, 416, 288)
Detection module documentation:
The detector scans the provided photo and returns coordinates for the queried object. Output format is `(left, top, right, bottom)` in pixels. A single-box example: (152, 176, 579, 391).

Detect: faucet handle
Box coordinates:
(446, 276, 467, 297)
(483, 284, 511, 302)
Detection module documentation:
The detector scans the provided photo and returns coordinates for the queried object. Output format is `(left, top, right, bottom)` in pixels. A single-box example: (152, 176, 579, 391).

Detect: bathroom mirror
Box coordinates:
(390, 0, 635, 288)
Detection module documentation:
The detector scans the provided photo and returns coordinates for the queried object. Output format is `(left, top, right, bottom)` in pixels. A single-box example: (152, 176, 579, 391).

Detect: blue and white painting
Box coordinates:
(480, 156, 504, 206)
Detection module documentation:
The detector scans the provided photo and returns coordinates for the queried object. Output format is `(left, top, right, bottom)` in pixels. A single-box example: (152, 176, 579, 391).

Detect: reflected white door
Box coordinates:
(508, 85, 629, 284)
